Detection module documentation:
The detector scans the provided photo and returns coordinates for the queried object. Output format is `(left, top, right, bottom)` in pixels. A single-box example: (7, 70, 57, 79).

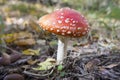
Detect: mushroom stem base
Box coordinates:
(57, 37, 68, 64)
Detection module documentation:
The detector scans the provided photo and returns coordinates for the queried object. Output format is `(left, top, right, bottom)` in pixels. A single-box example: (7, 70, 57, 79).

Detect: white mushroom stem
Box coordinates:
(57, 36, 68, 64)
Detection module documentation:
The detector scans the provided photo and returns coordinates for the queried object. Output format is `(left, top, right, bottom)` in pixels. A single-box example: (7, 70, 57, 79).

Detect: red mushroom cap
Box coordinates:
(38, 7, 90, 37)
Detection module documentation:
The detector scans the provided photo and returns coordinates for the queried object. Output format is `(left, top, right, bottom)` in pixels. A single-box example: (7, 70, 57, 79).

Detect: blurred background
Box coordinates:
(0, 0, 120, 41)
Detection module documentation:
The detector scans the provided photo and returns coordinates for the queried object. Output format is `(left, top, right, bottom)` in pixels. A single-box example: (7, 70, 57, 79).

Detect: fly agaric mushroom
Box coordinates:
(38, 8, 90, 64)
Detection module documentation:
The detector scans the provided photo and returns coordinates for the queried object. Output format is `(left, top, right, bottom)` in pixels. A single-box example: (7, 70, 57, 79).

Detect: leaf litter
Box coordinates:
(0, 0, 120, 80)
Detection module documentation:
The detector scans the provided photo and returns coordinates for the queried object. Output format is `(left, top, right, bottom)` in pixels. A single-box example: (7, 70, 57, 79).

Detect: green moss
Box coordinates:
(10, 4, 36, 14)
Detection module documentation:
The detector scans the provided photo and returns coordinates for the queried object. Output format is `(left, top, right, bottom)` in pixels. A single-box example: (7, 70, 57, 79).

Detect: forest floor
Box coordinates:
(0, 0, 120, 80)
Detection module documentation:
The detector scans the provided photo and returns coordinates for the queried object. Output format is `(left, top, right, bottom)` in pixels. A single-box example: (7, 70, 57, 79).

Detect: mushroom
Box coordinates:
(38, 8, 90, 64)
